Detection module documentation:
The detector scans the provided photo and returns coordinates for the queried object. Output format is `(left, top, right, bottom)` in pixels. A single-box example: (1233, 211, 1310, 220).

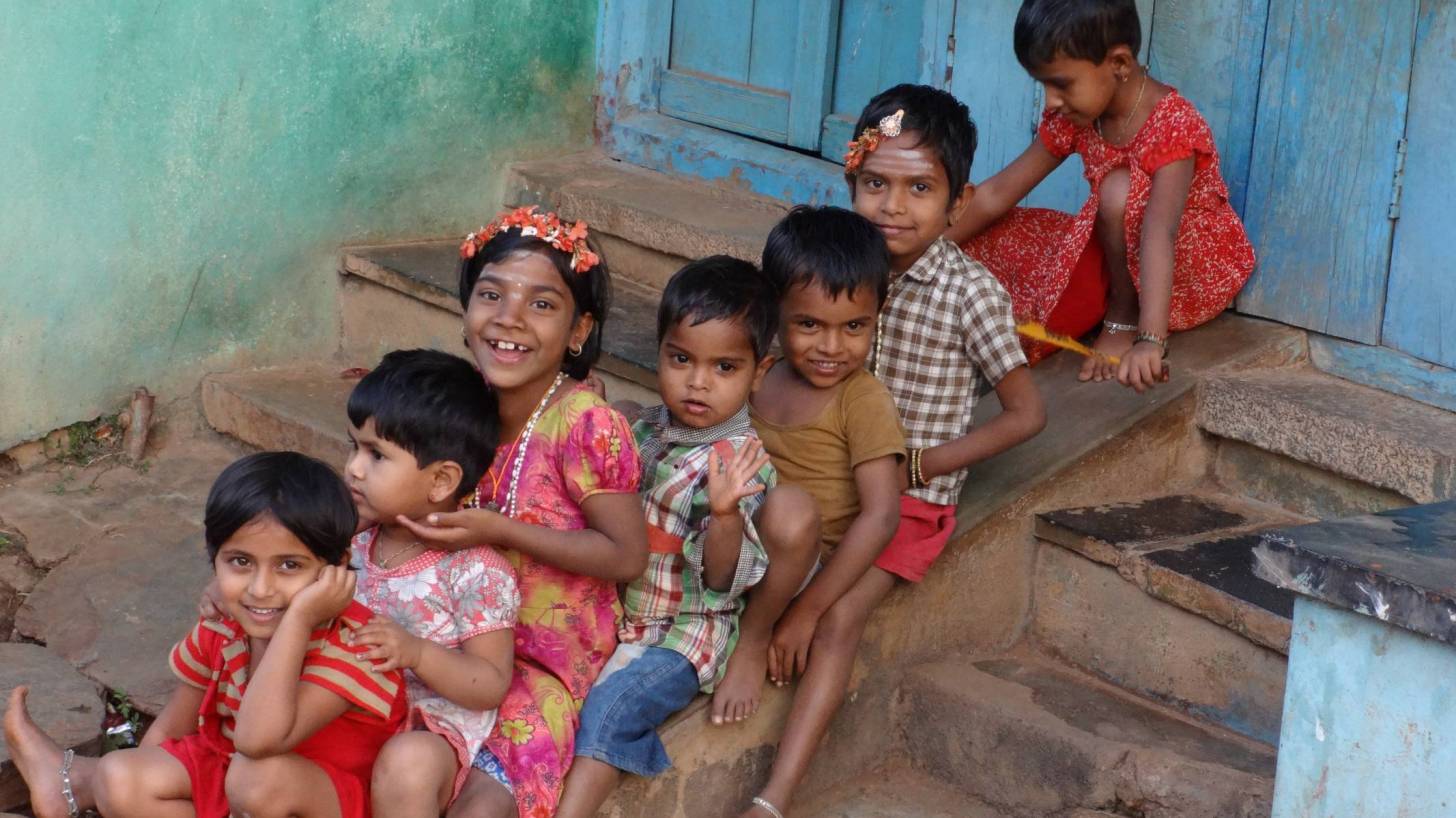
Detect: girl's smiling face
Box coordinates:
(463, 249, 594, 394)
(213, 514, 330, 640)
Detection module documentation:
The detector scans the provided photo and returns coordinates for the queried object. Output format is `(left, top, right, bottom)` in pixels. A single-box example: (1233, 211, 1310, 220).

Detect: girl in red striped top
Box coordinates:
(4, 452, 407, 818)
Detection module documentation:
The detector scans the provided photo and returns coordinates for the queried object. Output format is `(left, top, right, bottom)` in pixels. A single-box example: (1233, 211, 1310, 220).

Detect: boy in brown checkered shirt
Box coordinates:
(741, 87, 1045, 818)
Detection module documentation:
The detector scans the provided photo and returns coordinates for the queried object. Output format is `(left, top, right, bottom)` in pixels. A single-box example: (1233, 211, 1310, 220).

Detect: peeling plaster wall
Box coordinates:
(0, 0, 596, 448)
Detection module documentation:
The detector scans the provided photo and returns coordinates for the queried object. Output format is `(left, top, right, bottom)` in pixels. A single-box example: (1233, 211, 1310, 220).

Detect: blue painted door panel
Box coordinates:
(818, 0, 954, 162)
(660, 1, 837, 149)
(1146, 0, 1269, 217)
(1238, 0, 1418, 343)
(1382, 1, 1456, 370)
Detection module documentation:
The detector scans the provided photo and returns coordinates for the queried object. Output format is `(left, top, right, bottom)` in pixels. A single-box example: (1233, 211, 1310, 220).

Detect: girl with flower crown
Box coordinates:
(397, 207, 647, 818)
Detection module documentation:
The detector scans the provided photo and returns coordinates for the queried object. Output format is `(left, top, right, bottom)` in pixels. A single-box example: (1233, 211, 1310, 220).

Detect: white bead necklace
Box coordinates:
(474, 371, 566, 518)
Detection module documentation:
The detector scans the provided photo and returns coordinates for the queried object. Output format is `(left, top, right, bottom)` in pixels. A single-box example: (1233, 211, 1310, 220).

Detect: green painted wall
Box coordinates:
(0, 0, 597, 449)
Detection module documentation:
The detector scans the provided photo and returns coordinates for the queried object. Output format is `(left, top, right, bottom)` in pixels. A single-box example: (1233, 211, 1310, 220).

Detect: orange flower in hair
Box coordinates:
(459, 205, 601, 273)
(843, 108, 906, 173)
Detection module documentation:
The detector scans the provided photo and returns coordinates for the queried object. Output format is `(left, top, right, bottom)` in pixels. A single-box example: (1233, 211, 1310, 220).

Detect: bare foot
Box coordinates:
(711, 638, 769, 725)
(3, 687, 73, 818)
(1079, 328, 1136, 382)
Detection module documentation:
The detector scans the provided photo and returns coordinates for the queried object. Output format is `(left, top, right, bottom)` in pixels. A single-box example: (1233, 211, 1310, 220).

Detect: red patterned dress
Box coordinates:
(963, 89, 1255, 363)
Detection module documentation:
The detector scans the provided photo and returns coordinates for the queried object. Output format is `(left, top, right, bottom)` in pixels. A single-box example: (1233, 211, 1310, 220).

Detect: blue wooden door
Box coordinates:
(660, 1, 839, 149)
(1381, 1, 1456, 369)
(1238, 0, 1419, 343)
(816, 0, 955, 161)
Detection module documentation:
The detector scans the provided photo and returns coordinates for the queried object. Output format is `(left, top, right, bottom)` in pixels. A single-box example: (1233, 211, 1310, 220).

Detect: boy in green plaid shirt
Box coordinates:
(557, 256, 819, 818)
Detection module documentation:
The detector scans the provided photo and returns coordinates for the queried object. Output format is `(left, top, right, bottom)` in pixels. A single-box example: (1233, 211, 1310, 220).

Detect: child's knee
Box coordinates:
(1097, 167, 1132, 229)
(94, 751, 141, 812)
(372, 731, 448, 799)
(225, 755, 291, 817)
(813, 598, 873, 650)
(756, 485, 821, 559)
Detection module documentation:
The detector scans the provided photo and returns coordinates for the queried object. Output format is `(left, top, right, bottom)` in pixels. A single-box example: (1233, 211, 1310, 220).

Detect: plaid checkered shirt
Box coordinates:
(869, 237, 1027, 506)
(623, 404, 775, 690)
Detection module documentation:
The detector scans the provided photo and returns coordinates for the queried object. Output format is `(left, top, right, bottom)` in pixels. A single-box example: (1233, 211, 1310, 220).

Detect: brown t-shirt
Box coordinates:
(751, 368, 906, 554)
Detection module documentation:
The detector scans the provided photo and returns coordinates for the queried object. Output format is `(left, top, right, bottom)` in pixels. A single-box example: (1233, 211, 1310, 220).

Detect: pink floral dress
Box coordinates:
(351, 528, 520, 804)
(479, 385, 640, 818)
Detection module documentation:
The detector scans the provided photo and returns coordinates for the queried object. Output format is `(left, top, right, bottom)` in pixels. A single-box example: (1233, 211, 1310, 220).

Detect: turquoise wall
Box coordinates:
(0, 0, 597, 449)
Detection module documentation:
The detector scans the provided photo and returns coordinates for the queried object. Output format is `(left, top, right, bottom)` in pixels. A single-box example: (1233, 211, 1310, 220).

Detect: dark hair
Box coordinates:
(457, 228, 611, 380)
(848, 84, 978, 198)
(346, 349, 499, 500)
(1013, 0, 1141, 71)
(204, 451, 357, 565)
(656, 255, 778, 360)
(762, 206, 890, 306)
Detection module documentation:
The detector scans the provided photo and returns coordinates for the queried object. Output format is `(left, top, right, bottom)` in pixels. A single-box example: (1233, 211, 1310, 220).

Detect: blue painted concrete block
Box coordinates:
(1273, 597, 1456, 817)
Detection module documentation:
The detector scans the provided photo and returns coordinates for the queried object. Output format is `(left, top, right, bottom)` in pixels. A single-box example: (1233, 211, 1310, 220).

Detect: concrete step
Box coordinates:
(795, 766, 1010, 818)
(201, 361, 655, 467)
(504, 152, 788, 292)
(902, 653, 1275, 818)
(1032, 493, 1302, 745)
(338, 239, 660, 401)
(1196, 367, 1456, 509)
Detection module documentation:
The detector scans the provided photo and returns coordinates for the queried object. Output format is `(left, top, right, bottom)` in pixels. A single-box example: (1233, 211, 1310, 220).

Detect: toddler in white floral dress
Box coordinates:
(343, 350, 521, 815)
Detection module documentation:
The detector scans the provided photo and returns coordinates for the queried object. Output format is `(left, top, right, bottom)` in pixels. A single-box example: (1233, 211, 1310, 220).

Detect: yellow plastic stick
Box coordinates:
(1016, 322, 1120, 365)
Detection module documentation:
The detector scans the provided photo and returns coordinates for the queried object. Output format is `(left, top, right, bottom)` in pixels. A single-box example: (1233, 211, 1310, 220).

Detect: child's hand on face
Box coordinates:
(1117, 342, 1167, 394)
(288, 565, 357, 628)
(352, 617, 424, 672)
(768, 603, 820, 685)
(395, 508, 504, 550)
(706, 440, 771, 519)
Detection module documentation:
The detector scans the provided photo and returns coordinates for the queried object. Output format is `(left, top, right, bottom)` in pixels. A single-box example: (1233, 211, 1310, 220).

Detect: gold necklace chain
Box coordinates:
(377, 535, 424, 569)
(1098, 69, 1148, 145)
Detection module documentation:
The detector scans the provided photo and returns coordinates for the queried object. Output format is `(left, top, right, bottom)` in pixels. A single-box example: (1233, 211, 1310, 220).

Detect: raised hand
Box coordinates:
(706, 440, 771, 519)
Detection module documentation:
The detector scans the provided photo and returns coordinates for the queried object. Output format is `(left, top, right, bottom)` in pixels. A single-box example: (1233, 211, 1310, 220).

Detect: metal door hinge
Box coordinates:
(1388, 137, 1408, 220)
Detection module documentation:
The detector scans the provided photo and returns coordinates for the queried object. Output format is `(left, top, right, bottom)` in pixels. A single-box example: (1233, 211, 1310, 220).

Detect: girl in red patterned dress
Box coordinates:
(947, 0, 1255, 392)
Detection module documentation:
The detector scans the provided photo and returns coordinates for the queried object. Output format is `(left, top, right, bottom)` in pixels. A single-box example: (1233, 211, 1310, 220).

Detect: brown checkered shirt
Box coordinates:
(869, 238, 1027, 506)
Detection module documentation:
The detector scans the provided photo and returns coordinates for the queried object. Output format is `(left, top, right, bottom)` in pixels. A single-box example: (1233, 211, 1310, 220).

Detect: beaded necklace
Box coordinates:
(471, 371, 566, 518)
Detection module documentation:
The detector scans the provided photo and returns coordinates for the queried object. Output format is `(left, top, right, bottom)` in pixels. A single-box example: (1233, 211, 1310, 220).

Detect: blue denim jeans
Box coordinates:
(572, 644, 701, 777)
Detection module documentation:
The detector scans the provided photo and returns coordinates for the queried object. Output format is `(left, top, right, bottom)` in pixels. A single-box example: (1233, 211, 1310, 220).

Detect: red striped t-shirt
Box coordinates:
(169, 600, 405, 744)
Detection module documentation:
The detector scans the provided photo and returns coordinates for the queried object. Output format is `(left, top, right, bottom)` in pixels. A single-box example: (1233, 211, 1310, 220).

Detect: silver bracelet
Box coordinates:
(61, 748, 80, 818)
(1103, 320, 1138, 333)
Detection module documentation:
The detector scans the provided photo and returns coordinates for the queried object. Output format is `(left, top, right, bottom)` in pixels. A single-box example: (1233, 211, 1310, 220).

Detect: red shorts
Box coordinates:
(874, 496, 958, 583)
(161, 734, 367, 818)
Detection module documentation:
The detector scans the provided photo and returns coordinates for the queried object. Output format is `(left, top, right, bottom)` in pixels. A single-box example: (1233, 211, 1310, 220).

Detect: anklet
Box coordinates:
(60, 748, 80, 818)
(751, 796, 786, 818)
(1103, 320, 1138, 333)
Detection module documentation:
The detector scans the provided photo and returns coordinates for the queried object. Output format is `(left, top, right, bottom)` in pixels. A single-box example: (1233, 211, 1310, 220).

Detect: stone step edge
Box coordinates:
(902, 651, 1274, 818)
(503, 154, 786, 264)
(1195, 368, 1456, 504)
(1034, 511, 1294, 655)
(341, 242, 462, 315)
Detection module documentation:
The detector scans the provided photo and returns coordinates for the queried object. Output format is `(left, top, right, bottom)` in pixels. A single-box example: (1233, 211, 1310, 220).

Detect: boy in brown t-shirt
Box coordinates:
(713, 205, 906, 816)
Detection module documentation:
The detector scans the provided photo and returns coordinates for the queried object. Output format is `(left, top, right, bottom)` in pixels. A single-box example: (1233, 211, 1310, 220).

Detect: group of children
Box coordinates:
(3, 2, 1254, 817)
